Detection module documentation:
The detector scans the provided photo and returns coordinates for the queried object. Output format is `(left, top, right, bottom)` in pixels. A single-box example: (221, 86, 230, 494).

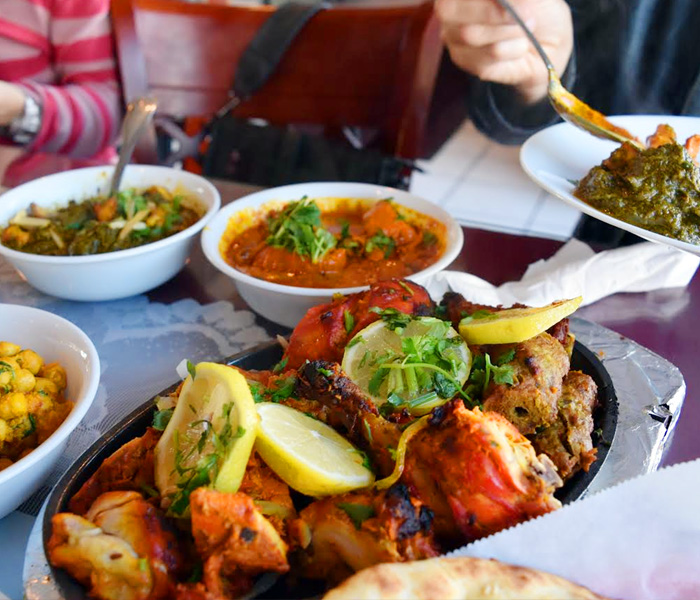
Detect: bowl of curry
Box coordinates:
(0, 165, 220, 301)
(201, 182, 463, 327)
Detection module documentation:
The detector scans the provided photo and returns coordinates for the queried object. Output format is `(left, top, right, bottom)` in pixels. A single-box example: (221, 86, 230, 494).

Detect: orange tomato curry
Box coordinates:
(222, 198, 447, 288)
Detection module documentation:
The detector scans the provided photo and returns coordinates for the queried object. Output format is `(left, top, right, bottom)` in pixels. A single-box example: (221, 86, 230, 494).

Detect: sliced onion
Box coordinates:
(374, 415, 430, 490)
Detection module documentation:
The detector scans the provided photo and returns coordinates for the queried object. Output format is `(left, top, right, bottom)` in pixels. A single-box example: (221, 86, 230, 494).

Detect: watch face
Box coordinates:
(10, 94, 41, 143)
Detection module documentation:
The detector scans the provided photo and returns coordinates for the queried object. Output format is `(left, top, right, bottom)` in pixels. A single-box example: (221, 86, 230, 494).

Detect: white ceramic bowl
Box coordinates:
(0, 304, 100, 519)
(201, 182, 463, 328)
(0, 165, 221, 301)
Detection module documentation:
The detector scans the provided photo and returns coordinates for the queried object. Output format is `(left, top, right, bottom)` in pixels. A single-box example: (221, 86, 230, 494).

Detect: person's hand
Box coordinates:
(435, 0, 573, 104)
(0, 82, 26, 126)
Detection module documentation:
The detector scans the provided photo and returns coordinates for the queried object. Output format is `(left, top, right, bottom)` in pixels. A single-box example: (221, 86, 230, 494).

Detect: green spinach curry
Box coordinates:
(574, 125, 700, 245)
(0, 186, 203, 256)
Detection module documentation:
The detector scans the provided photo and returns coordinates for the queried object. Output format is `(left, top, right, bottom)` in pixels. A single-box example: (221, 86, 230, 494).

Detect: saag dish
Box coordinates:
(574, 124, 700, 244)
(0, 186, 204, 256)
(222, 196, 446, 288)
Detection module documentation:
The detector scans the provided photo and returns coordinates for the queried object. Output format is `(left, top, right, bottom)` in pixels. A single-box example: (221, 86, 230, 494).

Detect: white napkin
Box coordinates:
(423, 239, 700, 307)
(448, 459, 700, 600)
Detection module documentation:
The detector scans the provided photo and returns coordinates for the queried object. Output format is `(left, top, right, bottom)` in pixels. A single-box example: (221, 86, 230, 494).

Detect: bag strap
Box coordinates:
(214, 2, 327, 119)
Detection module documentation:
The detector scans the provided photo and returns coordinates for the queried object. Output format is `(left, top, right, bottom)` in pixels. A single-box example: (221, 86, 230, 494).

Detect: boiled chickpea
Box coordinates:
(34, 378, 59, 399)
(0, 342, 20, 358)
(16, 350, 43, 375)
(13, 369, 35, 393)
(41, 363, 67, 391)
(0, 393, 27, 420)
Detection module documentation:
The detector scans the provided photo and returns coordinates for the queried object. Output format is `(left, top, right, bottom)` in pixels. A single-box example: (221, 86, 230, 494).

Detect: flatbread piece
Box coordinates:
(322, 556, 613, 600)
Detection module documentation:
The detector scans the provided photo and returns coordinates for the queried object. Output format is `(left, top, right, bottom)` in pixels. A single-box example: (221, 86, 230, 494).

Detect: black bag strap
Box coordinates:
(214, 2, 327, 119)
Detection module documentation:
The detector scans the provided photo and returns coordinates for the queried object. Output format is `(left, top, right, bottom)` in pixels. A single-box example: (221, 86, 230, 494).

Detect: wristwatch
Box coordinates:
(6, 93, 42, 145)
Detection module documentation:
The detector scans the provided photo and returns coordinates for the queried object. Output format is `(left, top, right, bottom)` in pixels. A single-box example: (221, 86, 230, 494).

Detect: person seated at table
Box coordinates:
(0, 0, 122, 161)
(435, 0, 700, 246)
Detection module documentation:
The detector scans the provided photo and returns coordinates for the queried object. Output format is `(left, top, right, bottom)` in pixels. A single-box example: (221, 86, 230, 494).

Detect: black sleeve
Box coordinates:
(466, 51, 577, 145)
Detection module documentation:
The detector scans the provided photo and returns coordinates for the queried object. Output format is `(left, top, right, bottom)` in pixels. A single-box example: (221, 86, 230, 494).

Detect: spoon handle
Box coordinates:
(493, 0, 555, 72)
(109, 97, 158, 198)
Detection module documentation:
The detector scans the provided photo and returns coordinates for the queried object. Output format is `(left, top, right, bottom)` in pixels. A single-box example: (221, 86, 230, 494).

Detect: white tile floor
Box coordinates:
(410, 119, 582, 240)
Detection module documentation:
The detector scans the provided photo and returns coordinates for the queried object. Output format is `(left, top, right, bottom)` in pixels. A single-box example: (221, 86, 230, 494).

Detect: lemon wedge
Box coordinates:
(341, 317, 471, 413)
(458, 297, 583, 345)
(154, 362, 259, 513)
(255, 402, 374, 497)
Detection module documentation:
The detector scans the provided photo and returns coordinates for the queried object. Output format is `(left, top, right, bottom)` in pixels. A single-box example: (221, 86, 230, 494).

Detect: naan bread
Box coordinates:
(322, 557, 612, 600)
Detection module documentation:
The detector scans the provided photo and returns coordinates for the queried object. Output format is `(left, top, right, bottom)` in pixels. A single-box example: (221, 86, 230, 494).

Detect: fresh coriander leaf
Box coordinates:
(495, 348, 516, 365)
(187, 360, 197, 380)
(138, 558, 149, 572)
(398, 280, 414, 295)
(344, 310, 355, 334)
(22, 414, 36, 438)
(152, 408, 174, 431)
(337, 502, 376, 529)
(249, 382, 265, 404)
(422, 231, 438, 246)
(368, 366, 390, 397)
(365, 232, 395, 258)
(347, 334, 365, 348)
(269, 376, 297, 403)
(272, 356, 289, 374)
(369, 306, 412, 331)
(433, 372, 458, 398)
(317, 367, 334, 378)
(340, 221, 350, 240)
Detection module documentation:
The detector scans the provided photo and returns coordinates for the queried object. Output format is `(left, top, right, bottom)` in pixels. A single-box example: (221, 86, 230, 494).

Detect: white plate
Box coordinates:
(520, 114, 700, 255)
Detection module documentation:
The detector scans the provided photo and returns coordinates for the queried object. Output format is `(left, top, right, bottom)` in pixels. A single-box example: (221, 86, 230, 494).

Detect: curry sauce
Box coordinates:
(222, 198, 446, 288)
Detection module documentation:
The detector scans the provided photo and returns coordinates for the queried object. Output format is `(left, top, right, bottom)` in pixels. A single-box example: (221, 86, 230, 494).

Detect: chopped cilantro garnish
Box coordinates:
(337, 502, 376, 529)
(422, 231, 438, 246)
(344, 310, 355, 334)
(187, 360, 197, 380)
(398, 280, 414, 295)
(266, 197, 337, 263)
(365, 232, 396, 258)
(272, 356, 289, 374)
(347, 334, 365, 348)
(152, 407, 174, 431)
(22, 414, 36, 439)
(369, 306, 413, 331)
(460, 309, 497, 324)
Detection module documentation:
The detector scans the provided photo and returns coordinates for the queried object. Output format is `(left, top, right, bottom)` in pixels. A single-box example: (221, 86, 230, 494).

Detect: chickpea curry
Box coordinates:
(0, 341, 72, 471)
(1, 186, 204, 256)
(222, 197, 447, 288)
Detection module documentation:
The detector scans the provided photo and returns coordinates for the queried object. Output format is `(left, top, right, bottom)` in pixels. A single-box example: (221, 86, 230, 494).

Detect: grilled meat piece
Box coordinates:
(189, 488, 289, 599)
(296, 360, 401, 476)
(439, 292, 571, 346)
(69, 428, 161, 515)
(48, 491, 184, 600)
(530, 370, 599, 480)
(481, 333, 570, 435)
(239, 451, 297, 538)
(296, 362, 562, 547)
(283, 280, 433, 369)
(405, 401, 562, 546)
(291, 484, 439, 585)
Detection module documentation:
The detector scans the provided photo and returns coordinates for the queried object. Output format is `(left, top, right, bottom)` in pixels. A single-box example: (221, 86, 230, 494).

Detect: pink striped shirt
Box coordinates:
(0, 0, 122, 158)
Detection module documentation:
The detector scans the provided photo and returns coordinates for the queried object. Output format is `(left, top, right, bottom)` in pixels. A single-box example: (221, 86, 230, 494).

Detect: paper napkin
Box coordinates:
(448, 459, 700, 600)
(423, 239, 700, 307)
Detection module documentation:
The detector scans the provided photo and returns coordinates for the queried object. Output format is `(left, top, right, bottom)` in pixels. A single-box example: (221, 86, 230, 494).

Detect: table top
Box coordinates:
(1, 150, 700, 599)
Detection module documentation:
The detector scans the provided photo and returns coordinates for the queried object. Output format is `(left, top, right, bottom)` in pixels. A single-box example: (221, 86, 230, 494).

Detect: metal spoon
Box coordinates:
(108, 97, 158, 197)
(493, 0, 644, 149)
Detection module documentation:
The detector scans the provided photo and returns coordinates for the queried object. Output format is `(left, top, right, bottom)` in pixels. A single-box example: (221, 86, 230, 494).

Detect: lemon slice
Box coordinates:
(255, 402, 374, 497)
(154, 362, 259, 508)
(341, 317, 471, 412)
(459, 297, 583, 345)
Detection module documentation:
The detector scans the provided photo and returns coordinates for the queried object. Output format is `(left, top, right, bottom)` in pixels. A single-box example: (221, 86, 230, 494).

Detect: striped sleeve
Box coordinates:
(16, 0, 122, 158)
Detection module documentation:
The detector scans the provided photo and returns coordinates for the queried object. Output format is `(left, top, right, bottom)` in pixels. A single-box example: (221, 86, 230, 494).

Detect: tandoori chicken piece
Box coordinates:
(69, 427, 161, 515)
(404, 401, 562, 545)
(481, 333, 571, 435)
(291, 484, 439, 585)
(297, 362, 562, 547)
(189, 488, 290, 599)
(49, 491, 185, 600)
(530, 370, 599, 480)
(283, 279, 433, 369)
